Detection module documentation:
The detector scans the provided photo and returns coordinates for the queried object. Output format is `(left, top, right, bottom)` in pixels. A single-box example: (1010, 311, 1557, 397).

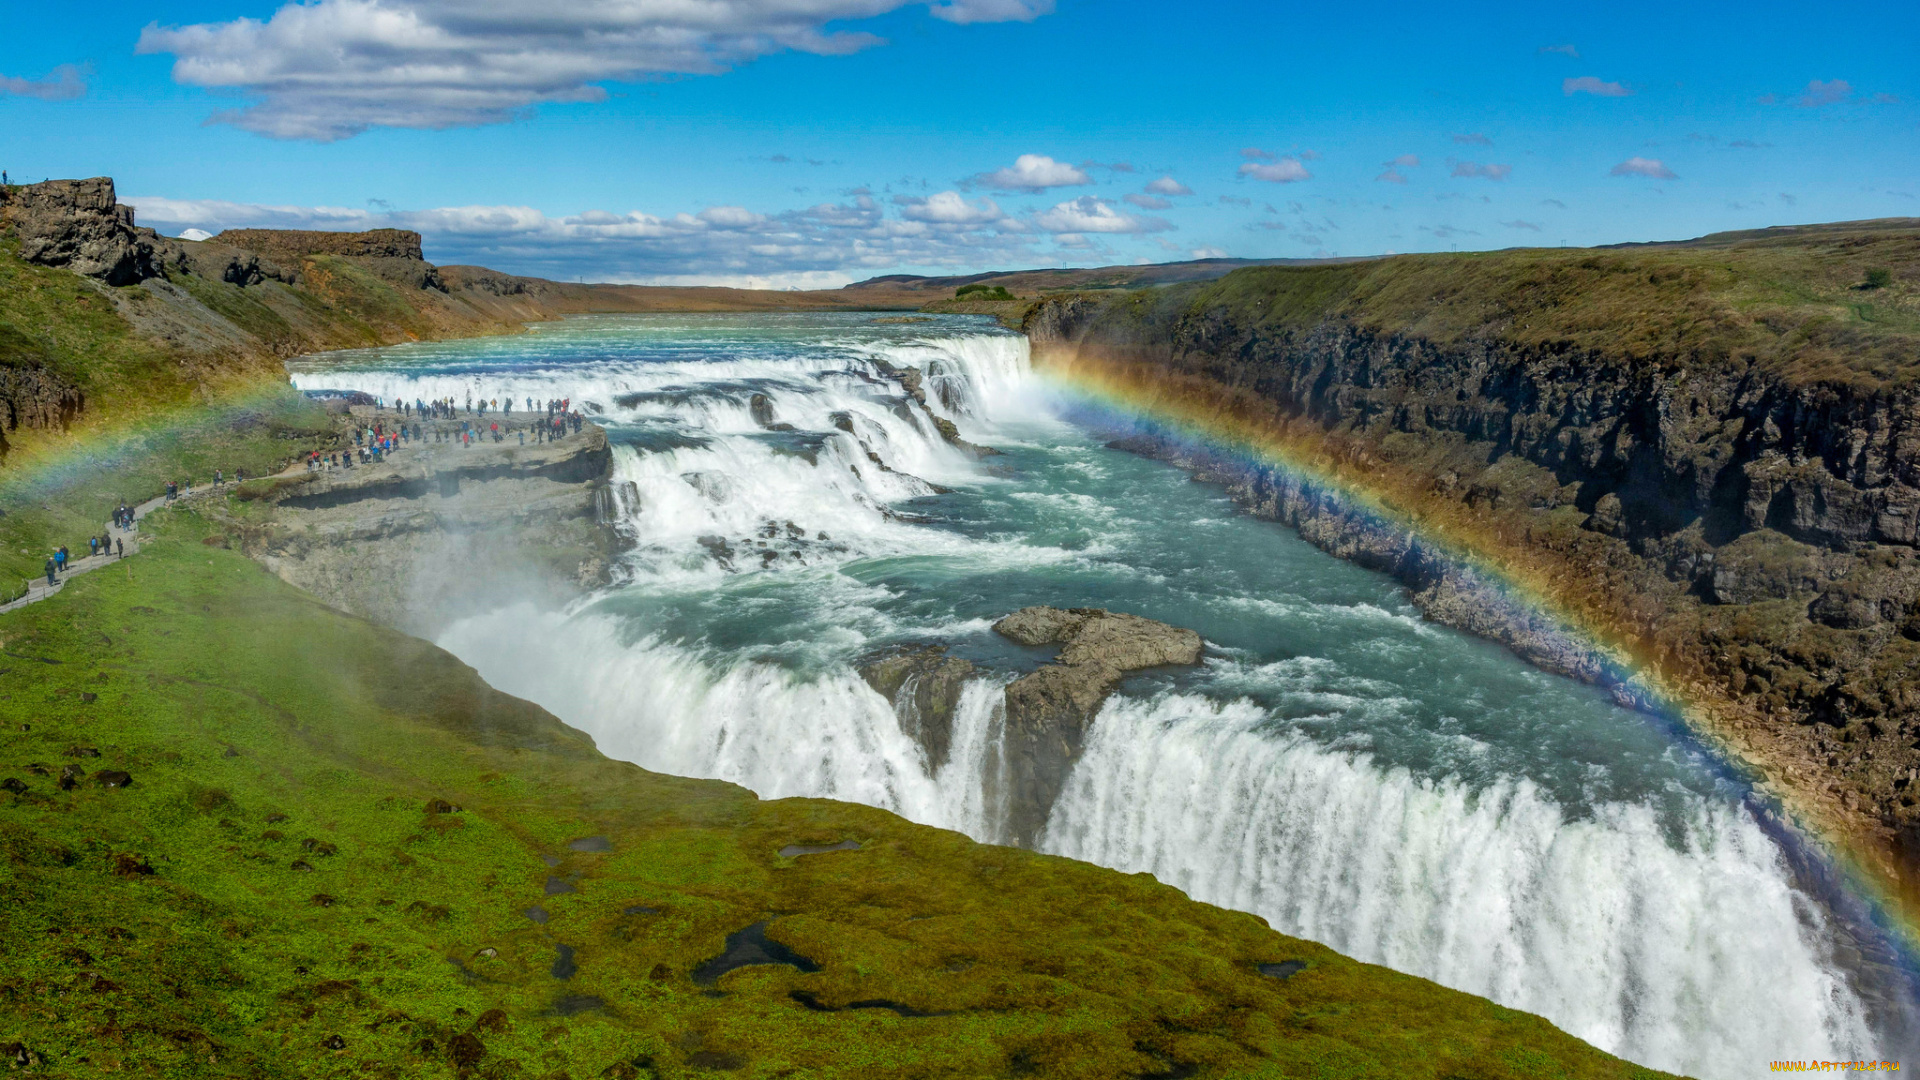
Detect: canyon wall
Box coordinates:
(1024, 229, 1920, 887)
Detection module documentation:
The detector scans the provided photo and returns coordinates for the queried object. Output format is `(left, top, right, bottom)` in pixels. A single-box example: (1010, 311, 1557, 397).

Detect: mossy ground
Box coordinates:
(0, 509, 1669, 1079)
(1147, 222, 1920, 386)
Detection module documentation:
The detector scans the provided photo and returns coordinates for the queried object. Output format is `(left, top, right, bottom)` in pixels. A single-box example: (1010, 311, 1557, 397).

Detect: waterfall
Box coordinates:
(1042, 692, 1874, 1075)
(343, 316, 1907, 1078)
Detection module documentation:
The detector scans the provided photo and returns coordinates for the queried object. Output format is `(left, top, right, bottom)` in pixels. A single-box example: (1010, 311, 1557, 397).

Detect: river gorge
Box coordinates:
(286, 312, 1917, 1076)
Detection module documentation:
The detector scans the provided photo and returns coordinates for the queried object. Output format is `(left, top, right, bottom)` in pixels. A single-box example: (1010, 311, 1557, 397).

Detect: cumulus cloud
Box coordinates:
(1450, 161, 1512, 181)
(1144, 176, 1192, 196)
(1451, 132, 1493, 145)
(1795, 79, 1852, 107)
(1538, 44, 1579, 58)
(137, 0, 1052, 141)
(1238, 157, 1311, 183)
(1033, 196, 1171, 234)
(1190, 246, 1228, 258)
(1124, 193, 1172, 210)
(126, 187, 1039, 283)
(895, 190, 1006, 225)
(1609, 156, 1677, 179)
(1, 64, 89, 100)
(967, 153, 1090, 192)
(1564, 76, 1630, 97)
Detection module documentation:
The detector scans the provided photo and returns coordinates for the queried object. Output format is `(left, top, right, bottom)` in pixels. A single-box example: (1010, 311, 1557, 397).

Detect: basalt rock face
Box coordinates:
(856, 645, 976, 771)
(0, 361, 84, 457)
(218, 228, 445, 292)
(1025, 274, 1920, 884)
(0, 178, 175, 286)
(995, 607, 1203, 846)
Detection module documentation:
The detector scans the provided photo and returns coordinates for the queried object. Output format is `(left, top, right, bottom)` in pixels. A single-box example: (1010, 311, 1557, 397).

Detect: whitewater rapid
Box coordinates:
(301, 315, 1901, 1076)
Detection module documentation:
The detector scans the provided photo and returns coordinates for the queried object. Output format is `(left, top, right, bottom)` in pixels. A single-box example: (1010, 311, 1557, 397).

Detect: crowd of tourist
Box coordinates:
(23, 391, 591, 604)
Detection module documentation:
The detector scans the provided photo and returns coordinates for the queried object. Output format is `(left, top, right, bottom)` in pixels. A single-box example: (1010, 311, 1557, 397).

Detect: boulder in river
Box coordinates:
(857, 645, 975, 772)
(993, 607, 1202, 846)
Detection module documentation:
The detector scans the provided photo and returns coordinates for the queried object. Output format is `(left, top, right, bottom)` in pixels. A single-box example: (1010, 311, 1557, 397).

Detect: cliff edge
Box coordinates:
(1024, 221, 1920, 901)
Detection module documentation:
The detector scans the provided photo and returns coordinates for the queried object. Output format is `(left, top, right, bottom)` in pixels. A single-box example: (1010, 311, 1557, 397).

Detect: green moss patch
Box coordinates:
(0, 510, 1669, 1078)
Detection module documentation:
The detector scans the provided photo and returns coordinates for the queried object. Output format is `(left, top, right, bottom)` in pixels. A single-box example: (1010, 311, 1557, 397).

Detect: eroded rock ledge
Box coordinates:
(859, 606, 1203, 847)
(225, 414, 626, 634)
(995, 607, 1203, 845)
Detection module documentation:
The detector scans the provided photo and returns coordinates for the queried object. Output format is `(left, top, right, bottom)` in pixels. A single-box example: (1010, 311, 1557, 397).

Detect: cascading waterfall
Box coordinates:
(301, 313, 1906, 1078)
(1043, 693, 1872, 1071)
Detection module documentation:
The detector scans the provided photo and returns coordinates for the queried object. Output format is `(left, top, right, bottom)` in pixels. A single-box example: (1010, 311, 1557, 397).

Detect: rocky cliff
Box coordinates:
(860, 606, 1203, 845)
(223, 411, 624, 635)
(1024, 222, 1920, 897)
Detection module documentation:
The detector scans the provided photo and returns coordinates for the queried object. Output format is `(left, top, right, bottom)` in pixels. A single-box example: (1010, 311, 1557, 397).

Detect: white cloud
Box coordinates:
(1375, 154, 1419, 184)
(125, 187, 1039, 282)
(928, 0, 1053, 24)
(1450, 161, 1512, 181)
(1124, 193, 1172, 210)
(1564, 76, 1630, 97)
(1609, 156, 1677, 179)
(967, 153, 1090, 192)
(1144, 176, 1192, 196)
(1238, 158, 1311, 183)
(1033, 196, 1171, 234)
(1190, 246, 1229, 258)
(0, 64, 89, 101)
(1795, 79, 1852, 107)
(895, 190, 1006, 224)
(137, 0, 1052, 141)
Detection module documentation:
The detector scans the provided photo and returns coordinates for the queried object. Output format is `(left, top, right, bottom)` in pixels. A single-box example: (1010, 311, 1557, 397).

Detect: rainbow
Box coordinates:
(1029, 344, 1920, 973)
(0, 378, 310, 511)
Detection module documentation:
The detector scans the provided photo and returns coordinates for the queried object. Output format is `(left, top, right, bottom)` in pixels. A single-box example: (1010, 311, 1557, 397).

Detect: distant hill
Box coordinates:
(846, 256, 1369, 297)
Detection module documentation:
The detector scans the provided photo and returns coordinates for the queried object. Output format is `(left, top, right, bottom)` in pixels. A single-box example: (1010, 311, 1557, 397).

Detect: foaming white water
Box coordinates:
(1041, 692, 1876, 1077)
(358, 319, 1896, 1075)
(438, 606, 1014, 840)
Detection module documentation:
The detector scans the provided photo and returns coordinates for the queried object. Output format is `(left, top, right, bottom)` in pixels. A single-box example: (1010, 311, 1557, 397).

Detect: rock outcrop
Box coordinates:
(230, 415, 622, 634)
(994, 607, 1203, 845)
(0, 177, 175, 286)
(856, 645, 976, 771)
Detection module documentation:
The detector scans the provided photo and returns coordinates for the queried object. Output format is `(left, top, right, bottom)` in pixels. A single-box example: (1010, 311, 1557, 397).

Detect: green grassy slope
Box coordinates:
(1131, 221, 1920, 386)
(0, 509, 1669, 1079)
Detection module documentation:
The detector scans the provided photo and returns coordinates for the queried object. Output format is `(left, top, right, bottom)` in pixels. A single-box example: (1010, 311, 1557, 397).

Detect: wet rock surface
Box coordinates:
(856, 645, 975, 771)
(994, 607, 1203, 846)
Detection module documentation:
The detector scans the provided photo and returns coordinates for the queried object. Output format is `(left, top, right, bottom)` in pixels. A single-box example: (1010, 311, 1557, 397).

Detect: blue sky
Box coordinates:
(3, 0, 1915, 286)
